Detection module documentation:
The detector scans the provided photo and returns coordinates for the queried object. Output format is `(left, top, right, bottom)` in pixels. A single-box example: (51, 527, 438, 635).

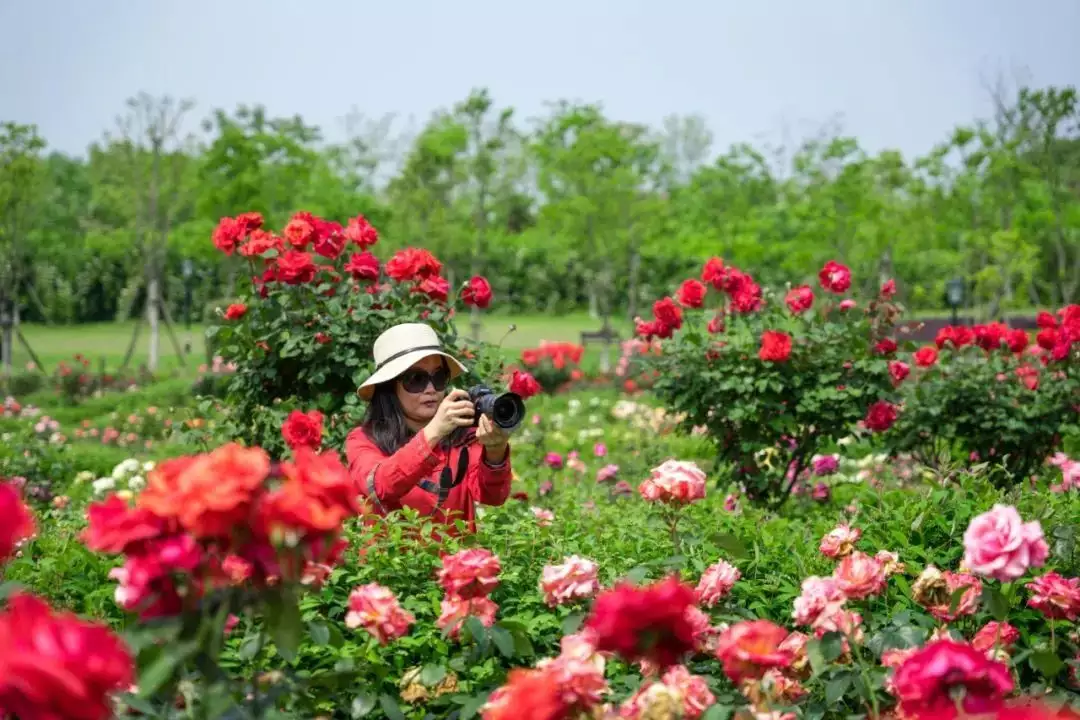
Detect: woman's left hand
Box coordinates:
(476, 414, 510, 459)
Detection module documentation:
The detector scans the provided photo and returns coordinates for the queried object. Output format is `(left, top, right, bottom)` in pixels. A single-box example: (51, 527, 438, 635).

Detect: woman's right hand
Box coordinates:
(423, 389, 474, 445)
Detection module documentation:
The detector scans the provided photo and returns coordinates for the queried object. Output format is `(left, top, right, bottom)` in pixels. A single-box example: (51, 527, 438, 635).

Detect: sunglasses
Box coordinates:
(398, 366, 451, 394)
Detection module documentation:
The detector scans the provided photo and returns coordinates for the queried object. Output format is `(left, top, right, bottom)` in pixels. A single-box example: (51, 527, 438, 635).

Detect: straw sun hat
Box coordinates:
(357, 323, 467, 400)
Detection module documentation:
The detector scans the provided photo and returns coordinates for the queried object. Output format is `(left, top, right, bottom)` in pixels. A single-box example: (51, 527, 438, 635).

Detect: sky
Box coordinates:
(2, 0, 1079, 161)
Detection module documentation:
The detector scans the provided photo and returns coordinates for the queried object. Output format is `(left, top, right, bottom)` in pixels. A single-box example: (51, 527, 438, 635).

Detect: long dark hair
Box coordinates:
(362, 362, 471, 455)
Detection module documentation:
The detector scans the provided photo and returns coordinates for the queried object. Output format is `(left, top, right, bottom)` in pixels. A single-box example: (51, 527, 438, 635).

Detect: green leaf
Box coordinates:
(307, 621, 330, 646)
(421, 664, 447, 686)
(352, 695, 378, 716)
(701, 705, 733, 720)
(626, 565, 650, 583)
(138, 640, 199, 698)
(1030, 650, 1065, 678)
(710, 532, 749, 559)
(378, 694, 405, 720)
(980, 586, 1010, 622)
(239, 632, 262, 661)
(491, 625, 516, 658)
(561, 612, 585, 635)
(265, 591, 303, 662)
(460, 693, 488, 720)
(818, 631, 845, 662)
(826, 673, 853, 704)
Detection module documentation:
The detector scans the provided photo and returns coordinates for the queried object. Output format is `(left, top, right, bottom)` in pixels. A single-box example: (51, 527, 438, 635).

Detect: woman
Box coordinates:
(346, 323, 512, 534)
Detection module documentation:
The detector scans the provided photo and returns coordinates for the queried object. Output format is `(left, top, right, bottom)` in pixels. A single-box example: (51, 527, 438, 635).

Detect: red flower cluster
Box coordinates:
(890, 639, 1014, 718)
(521, 342, 584, 370)
(584, 576, 698, 669)
(677, 279, 707, 308)
(82, 442, 360, 618)
(282, 409, 324, 451)
(701, 257, 764, 313)
(0, 593, 134, 720)
(864, 400, 899, 432)
(0, 480, 34, 563)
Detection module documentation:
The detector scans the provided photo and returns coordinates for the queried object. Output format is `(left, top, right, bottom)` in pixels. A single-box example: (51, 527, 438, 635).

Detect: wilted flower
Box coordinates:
(540, 555, 600, 607)
(819, 524, 861, 558)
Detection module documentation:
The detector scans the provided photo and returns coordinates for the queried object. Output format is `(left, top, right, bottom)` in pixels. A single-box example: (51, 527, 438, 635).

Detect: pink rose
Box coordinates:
(695, 560, 740, 607)
(962, 504, 1049, 582)
(436, 596, 498, 638)
(540, 555, 600, 606)
(819, 524, 861, 558)
(792, 576, 846, 626)
(832, 551, 887, 599)
(437, 548, 501, 599)
(345, 583, 415, 644)
(637, 459, 706, 504)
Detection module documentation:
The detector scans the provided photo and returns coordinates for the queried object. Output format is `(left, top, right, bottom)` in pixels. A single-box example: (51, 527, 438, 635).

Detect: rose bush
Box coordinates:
(643, 258, 900, 508)
(206, 211, 504, 456)
(884, 317, 1080, 486)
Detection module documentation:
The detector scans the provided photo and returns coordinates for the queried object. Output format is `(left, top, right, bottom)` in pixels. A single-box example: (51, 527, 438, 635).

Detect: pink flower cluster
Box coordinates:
(436, 548, 501, 638)
(540, 555, 601, 607)
(345, 583, 414, 644)
(1048, 452, 1080, 493)
(638, 460, 707, 504)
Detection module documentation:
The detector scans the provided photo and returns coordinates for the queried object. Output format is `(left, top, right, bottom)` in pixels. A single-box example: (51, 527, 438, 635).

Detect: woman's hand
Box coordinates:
(476, 414, 510, 463)
(423, 389, 474, 446)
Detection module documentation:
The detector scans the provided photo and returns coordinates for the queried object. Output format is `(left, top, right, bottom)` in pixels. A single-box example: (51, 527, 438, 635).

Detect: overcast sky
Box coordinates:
(2, 0, 1078, 161)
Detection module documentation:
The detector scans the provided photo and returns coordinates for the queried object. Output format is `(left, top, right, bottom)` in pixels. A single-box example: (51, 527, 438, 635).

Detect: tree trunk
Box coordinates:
(147, 274, 161, 372)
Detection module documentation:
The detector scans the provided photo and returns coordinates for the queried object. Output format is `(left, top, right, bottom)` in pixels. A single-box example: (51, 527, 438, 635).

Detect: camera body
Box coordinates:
(468, 384, 526, 432)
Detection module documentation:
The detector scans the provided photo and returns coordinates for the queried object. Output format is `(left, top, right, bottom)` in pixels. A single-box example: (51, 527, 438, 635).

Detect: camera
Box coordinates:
(468, 385, 525, 432)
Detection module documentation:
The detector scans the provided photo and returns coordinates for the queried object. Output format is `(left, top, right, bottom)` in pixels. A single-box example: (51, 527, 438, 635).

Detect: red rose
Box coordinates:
(385, 248, 443, 282)
(714, 619, 791, 683)
(314, 332, 331, 345)
(935, 325, 974, 349)
(913, 346, 938, 367)
(1036, 311, 1057, 329)
(224, 303, 247, 321)
(283, 212, 317, 249)
(1036, 328, 1060, 351)
(0, 481, 34, 563)
(343, 214, 379, 249)
(462, 276, 493, 309)
(676, 279, 706, 308)
(416, 276, 449, 303)
(82, 495, 167, 555)
(974, 322, 1010, 352)
(584, 576, 697, 669)
(1015, 365, 1039, 391)
(312, 219, 346, 259)
(236, 211, 263, 233)
(211, 216, 244, 255)
(275, 250, 317, 285)
(239, 230, 283, 257)
(281, 410, 324, 451)
(759, 331, 792, 363)
(873, 338, 898, 356)
(653, 297, 683, 331)
(0, 593, 134, 720)
(509, 370, 541, 399)
(482, 668, 567, 720)
(891, 639, 1013, 718)
(727, 271, 763, 313)
(880, 279, 897, 298)
(818, 260, 851, 294)
(343, 252, 380, 282)
(636, 319, 667, 340)
(864, 400, 898, 432)
(1007, 328, 1030, 353)
(707, 314, 725, 334)
(701, 257, 728, 290)
(889, 360, 910, 385)
(785, 285, 814, 314)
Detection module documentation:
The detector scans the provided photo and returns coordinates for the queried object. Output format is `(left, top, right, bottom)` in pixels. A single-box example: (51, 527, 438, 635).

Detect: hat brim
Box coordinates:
(357, 350, 468, 400)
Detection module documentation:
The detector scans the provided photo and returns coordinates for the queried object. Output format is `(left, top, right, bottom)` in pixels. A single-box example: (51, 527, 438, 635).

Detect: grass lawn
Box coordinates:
(10, 313, 632, 376)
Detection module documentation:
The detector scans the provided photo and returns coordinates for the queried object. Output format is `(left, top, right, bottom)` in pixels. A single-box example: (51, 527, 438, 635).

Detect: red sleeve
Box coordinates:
(467, 444, 512, 507)
(346, 427, 443, 509)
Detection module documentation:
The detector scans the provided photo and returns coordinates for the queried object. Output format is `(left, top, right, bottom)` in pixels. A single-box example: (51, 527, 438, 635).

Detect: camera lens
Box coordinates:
(490, 393, 525, 431)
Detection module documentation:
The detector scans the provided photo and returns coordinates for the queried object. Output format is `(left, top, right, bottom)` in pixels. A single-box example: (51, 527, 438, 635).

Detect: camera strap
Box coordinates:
(435, 447, 470, 508)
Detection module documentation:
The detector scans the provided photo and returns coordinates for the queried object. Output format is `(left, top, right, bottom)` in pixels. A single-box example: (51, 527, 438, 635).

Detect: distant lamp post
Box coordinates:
(182, 259, 194, 354)
(945, 277, 965, 326)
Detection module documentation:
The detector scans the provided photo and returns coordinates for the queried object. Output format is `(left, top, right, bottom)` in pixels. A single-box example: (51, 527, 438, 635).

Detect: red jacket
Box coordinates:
(345, 428, 512, 534)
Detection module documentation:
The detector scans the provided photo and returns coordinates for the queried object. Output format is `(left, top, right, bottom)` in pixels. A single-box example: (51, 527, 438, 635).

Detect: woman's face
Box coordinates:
(395, 355, 448, 425)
